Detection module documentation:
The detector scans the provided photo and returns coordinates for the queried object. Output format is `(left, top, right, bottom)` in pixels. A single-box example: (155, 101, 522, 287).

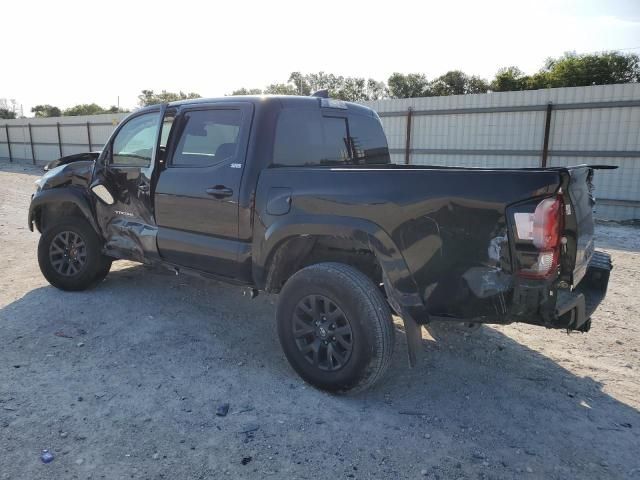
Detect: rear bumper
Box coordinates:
(553, 250, 612, 332)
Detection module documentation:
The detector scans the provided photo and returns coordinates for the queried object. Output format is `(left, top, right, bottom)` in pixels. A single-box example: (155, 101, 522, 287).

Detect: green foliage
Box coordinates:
(63, 103, 106, 116)
(138, 90, 201, 107)
(232, 72, 388, 101)
(491, 52, 640, 92)
(230, 88, 264, 95)
(61, 104, 129, 116)
(387, 73, 430, 98)
(0, 99, 18, 119)
(288, 72, 312, 95)
(31, 104, 62, 117)
(542, 51, 640, 87)
(0, 108, 16, 119)
(104, 105, 130, 114)
(263, 83, 299, 95)
(490, 67, 527, 92)
(430, 71, 489, 96)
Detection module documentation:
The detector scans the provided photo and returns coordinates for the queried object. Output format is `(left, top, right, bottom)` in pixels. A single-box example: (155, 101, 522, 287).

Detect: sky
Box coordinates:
(2, 0, 640, 116)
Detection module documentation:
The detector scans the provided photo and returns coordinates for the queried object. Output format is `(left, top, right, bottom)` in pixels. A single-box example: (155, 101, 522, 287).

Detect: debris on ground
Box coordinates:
(40, 450, 54, 464)
(216, 403, 230, 417)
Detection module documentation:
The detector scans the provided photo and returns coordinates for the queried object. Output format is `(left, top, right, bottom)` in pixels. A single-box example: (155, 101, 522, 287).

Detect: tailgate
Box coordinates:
(564, 166, 596, 286)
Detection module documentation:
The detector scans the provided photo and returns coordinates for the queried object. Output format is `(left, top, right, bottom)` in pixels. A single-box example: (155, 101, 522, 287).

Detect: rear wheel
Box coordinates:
(38, 217, 111, 291)
(277, 262, 394, 394)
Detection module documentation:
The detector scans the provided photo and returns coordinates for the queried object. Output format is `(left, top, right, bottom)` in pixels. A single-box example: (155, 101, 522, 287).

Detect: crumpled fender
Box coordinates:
(255, 214, 425, 310)
(28, 187, 99, 235)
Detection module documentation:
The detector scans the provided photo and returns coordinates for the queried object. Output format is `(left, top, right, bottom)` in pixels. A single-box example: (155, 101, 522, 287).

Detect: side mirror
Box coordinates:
(91, 183, 115, 205)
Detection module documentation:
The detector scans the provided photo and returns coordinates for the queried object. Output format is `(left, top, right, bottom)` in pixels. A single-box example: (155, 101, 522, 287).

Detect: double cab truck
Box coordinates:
(28, 94, 612, 393)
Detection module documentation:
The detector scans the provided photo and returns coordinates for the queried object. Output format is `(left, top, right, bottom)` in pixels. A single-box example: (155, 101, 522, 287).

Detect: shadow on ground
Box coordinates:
(1, 263, 638, 479)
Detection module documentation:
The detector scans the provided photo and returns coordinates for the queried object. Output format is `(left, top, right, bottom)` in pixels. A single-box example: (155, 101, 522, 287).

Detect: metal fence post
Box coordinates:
(86, 122, 92, 151)
(27, 123, 35, 164)
(56, 122, 63, 157)
(541, 102, 553, 168)
(4, 124, 12, 162)
(405, 107, 413, 165)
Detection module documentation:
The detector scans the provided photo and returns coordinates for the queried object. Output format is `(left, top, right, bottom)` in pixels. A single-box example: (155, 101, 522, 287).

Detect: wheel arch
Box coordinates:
(255, 216, 424, 310)
(29, 188, 100, 235)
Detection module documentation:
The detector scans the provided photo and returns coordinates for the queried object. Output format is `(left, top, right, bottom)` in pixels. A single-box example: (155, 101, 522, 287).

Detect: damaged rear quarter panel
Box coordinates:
(255, 167, 561, 323)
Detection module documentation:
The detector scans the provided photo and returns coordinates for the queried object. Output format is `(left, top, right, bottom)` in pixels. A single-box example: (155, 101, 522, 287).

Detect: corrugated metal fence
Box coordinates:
(0, 112, 127, 164)
(1, 84, 639, 220)
(364, 83, 640, 221)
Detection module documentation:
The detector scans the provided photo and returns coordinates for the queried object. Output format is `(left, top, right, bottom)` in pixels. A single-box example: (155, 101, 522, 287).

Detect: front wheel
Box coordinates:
(276, 262, 395, 394)
(37, 217, 111, 291)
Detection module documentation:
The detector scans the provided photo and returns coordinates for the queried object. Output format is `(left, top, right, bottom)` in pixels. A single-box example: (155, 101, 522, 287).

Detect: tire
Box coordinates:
(37, 217, 111, 291)
(276, 262, 394, 394)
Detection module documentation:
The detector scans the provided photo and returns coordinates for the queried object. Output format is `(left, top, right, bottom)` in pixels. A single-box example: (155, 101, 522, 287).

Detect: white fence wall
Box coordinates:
(364, 83, 640, 221)
(1, 84, 639, 220)
(0, 113, 127, 163)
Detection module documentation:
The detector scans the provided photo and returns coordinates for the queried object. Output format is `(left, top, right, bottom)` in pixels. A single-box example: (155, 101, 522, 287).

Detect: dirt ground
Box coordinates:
(1, 161, 638, 480)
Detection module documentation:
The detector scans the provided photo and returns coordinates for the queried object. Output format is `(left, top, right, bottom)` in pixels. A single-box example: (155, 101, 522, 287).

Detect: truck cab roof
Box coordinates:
(154, 95, 378, 117)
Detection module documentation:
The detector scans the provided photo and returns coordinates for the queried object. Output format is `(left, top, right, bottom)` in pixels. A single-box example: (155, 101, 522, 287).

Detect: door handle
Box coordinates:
(206, 185, 233, 198)
(138, 183, 150, 194)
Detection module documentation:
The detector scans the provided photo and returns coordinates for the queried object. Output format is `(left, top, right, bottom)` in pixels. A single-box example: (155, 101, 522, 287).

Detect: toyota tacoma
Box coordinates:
(28, 94, 612, 393)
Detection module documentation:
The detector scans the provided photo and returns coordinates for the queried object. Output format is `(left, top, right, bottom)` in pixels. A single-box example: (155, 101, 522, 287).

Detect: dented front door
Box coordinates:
(93, 107, 164, 262)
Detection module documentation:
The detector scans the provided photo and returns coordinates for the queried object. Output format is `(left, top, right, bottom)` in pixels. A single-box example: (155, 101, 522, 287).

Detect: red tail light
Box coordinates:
(514, 196, 563, 279)
(532, 197, 562, 250)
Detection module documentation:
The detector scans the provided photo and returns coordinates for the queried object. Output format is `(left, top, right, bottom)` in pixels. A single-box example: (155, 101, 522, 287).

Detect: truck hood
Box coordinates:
(35, 160, 94, 191)
(44, 151, 100, 171)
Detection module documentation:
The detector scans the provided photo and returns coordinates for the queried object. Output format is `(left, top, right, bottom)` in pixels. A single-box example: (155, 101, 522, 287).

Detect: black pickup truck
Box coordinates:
(28, 94, 612, 393)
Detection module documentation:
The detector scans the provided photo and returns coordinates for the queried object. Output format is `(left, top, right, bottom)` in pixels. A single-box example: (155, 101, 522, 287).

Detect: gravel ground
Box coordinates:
(1, 161, 638, 479)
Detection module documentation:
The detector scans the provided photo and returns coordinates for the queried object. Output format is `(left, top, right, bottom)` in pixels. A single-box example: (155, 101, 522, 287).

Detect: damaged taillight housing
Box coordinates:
(512, 196, 563, 279)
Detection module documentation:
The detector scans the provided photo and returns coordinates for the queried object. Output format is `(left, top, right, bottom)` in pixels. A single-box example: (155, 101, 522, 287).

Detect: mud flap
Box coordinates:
(400, 307, 422, 368)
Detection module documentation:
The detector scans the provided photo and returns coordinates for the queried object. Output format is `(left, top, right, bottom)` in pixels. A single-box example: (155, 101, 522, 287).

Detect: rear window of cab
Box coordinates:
(272, 108, 390, 167)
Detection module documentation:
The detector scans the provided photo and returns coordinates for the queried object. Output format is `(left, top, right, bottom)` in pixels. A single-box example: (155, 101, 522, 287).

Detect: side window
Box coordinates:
(322, 117, 350, 164)
(272, 109, 350, 166)
(111, 112, 160, 167)
(348, 113, 390, 165)
(172, 109, 241, 167)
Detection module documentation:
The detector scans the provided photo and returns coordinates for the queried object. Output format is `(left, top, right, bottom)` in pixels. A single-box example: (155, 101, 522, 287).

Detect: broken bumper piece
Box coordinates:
(553, 250, 612, 332)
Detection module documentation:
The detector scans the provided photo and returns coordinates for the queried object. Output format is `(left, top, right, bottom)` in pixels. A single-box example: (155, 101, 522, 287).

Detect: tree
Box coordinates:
(366, 79, 386, 101)
(104, 105, 130, 114)
(288, 72, 312, 95)
(31, 104, 62, 117)
(138, 90, 201, 106)
(0, 98, 19, 119)
(541, 51, 640, 88)
(230, 87, 263, 95)
(0, 108, 16, 119)
(387, 73, 430, 98)
(490, 66, 527, 92)
(63, 103, 108, 116)
(430, 70, 489, 96)
(263, 83, 298, 95)
(490, 51, 640, 92)
(305, 72, 345, 95)
(328, 77, 384, 101)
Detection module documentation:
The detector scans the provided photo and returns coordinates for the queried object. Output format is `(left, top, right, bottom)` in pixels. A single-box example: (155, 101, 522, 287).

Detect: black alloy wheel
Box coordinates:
(48, 230, 88, 277)
(292, 294, 353, 371)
